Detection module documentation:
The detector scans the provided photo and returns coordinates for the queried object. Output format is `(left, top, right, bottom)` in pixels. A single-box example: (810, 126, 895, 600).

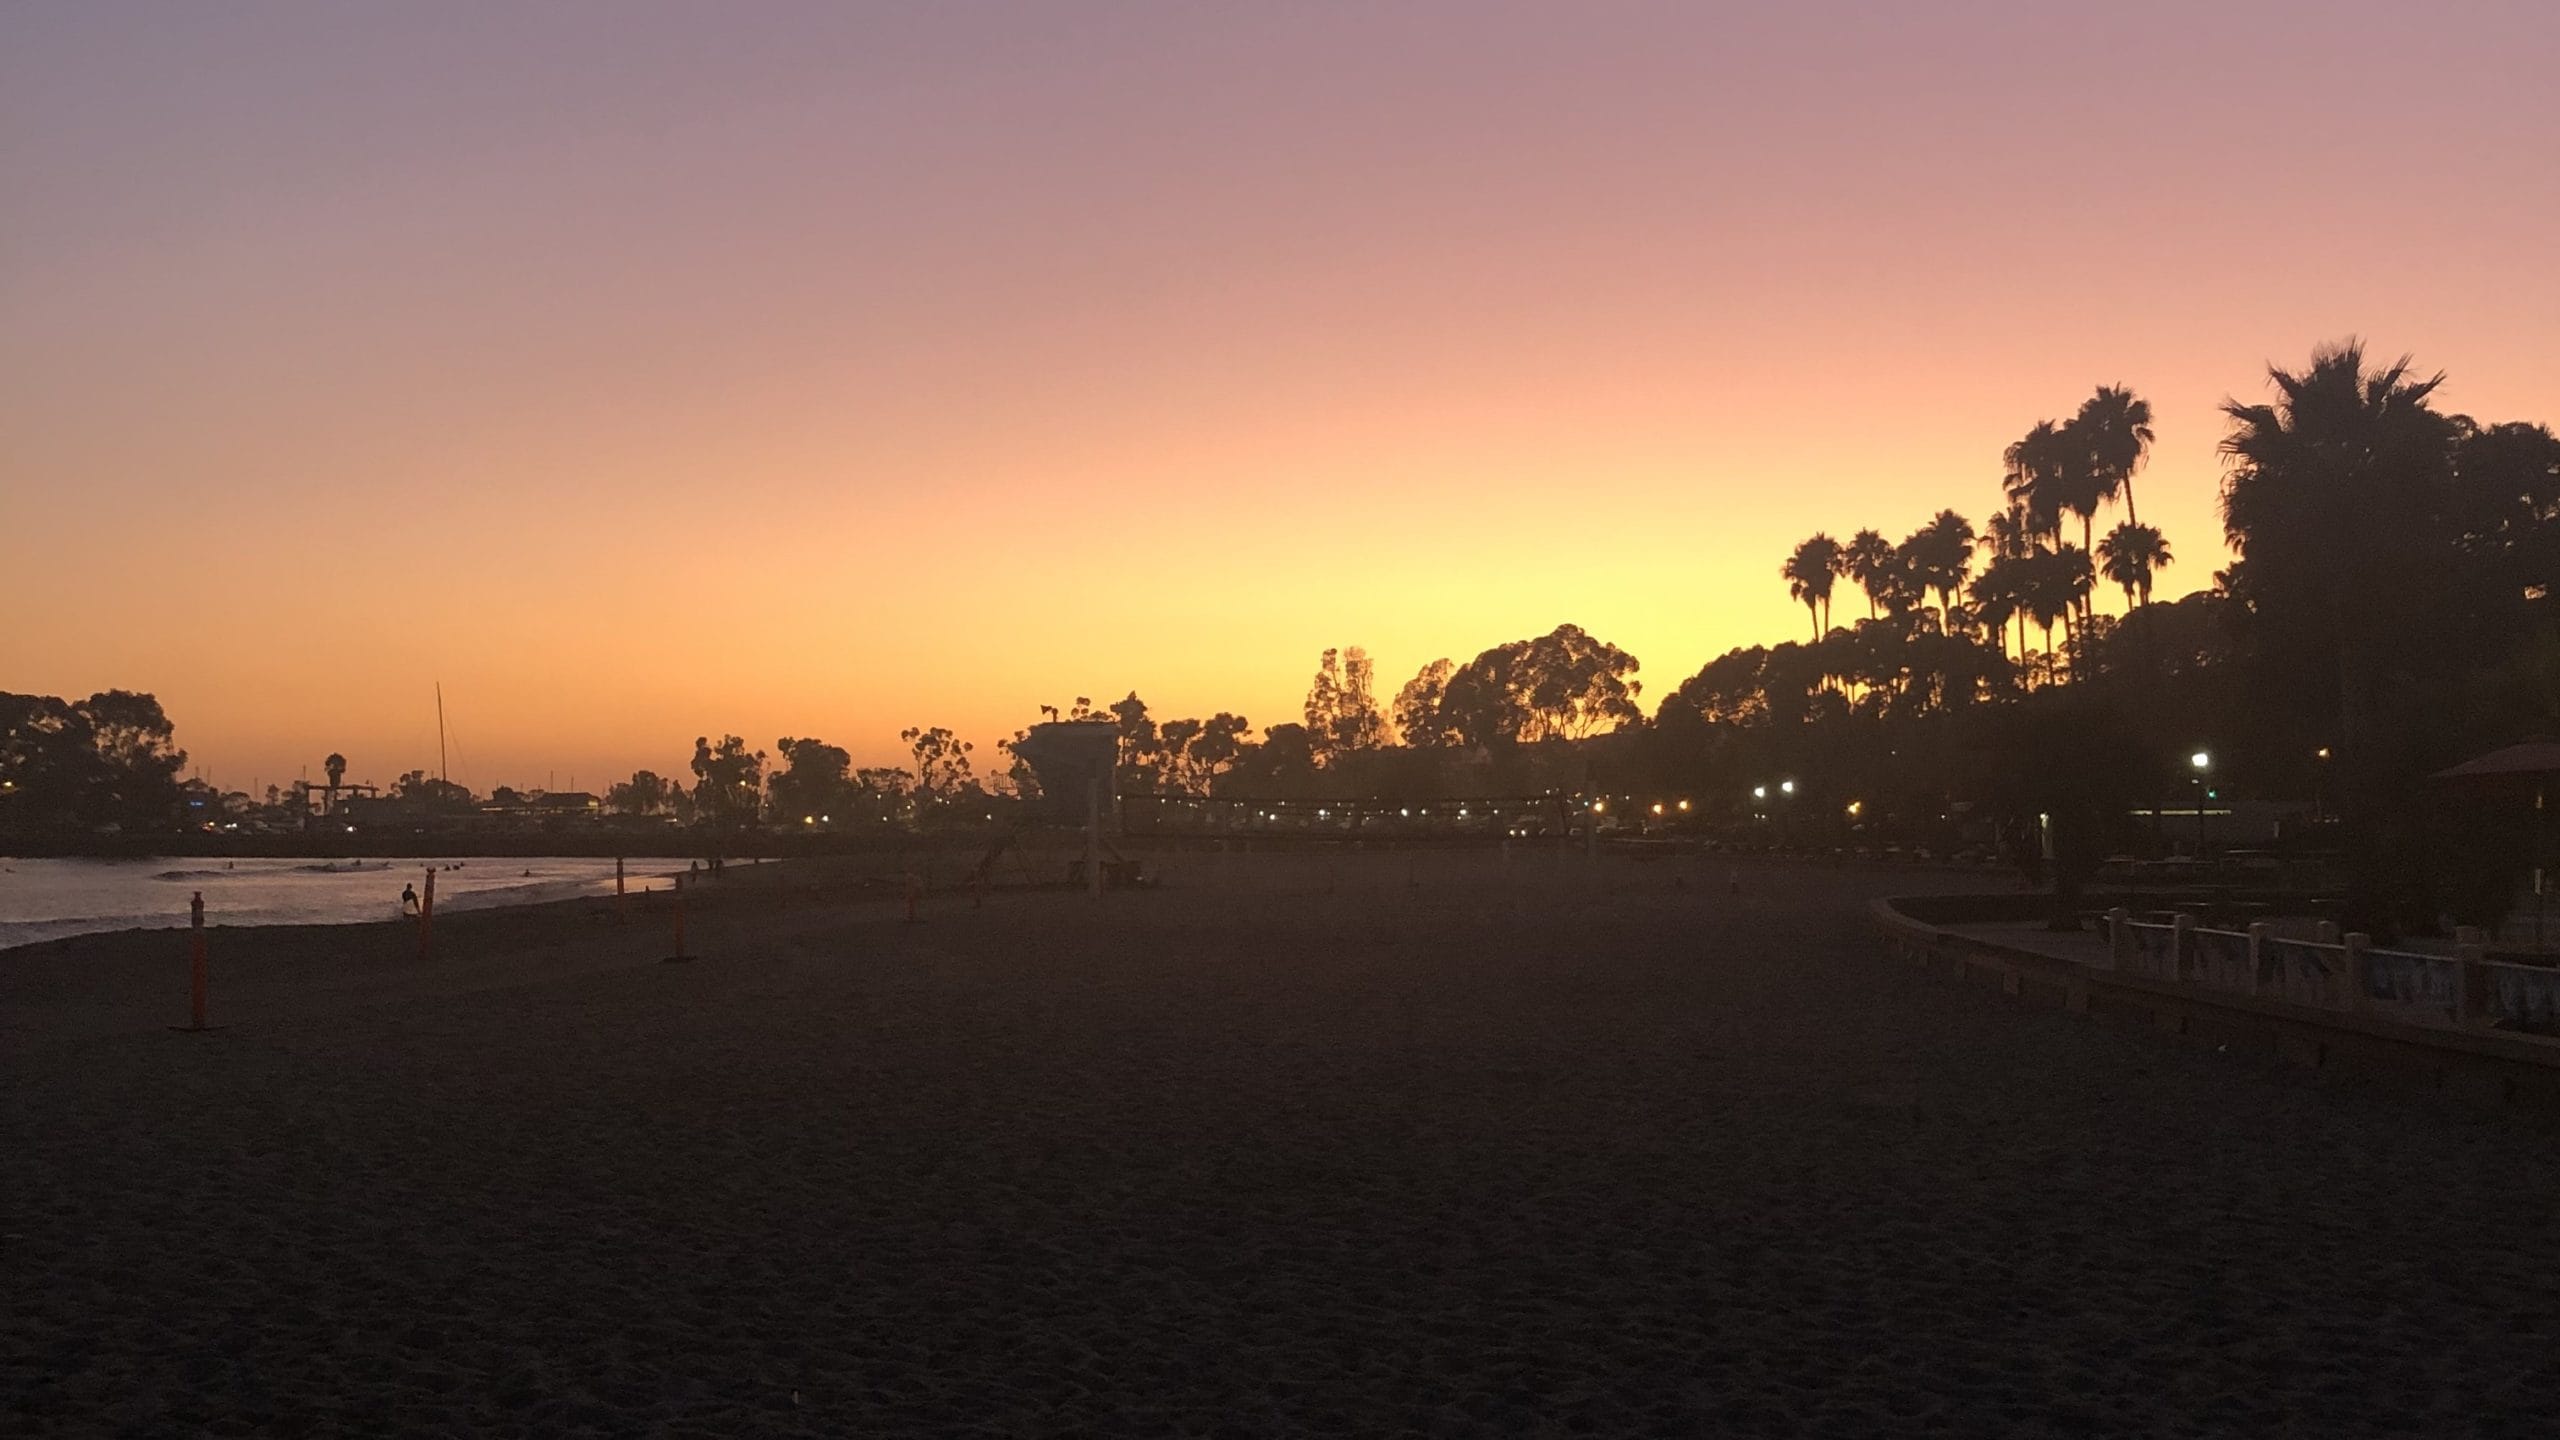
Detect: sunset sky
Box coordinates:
(6, 2, 2556, 795)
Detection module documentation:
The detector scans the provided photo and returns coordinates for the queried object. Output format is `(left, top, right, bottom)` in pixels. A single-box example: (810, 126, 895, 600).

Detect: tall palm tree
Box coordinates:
(2096, 521, 2173, 607)
(2010, 545, 2095, 683)
(2018, 551, 2072, 685)
(2012, 415, 2113, 558)
(1979, 502, 2036, 562)
(2054, 542, 2095, 666)
(2056, 542, 2094, 621)
(1840, 528, 1894, 620)
(1909, 509, 1975, 624)
(2221, 340, 2456, 929)
(2002, 421, 2070, 544)
(1968, 557, 2026, 667)
(2077, 384, 2156, 528)
(2221, 340, 2454, 672)
(1782, 533, 1842, 641)
(2045, 416, 2114, 560)
(1873, 542, 1927, 620)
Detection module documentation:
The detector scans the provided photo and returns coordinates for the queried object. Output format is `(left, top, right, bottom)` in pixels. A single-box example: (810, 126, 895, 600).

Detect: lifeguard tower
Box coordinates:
(969, 720, 1145, 893)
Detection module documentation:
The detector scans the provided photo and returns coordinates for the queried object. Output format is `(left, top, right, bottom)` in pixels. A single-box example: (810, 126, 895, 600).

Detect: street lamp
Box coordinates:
(1780, 779, 1797, 796)
(2189, 750, 2212, 857)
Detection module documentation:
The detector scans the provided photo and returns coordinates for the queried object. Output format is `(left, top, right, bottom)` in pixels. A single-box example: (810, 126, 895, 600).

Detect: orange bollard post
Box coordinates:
(664, 874, 692, 962)
(186, 891, 208, 1030)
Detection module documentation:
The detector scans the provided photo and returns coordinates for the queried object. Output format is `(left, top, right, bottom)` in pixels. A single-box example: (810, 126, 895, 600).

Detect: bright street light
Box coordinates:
(2191, 750, 2212, 771)
(1780, 779, 1796, 795)
(1752, 785, 1767, 800)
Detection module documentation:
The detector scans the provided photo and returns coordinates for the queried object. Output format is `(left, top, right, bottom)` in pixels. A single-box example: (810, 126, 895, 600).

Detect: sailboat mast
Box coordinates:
(436, 682, 449, 785)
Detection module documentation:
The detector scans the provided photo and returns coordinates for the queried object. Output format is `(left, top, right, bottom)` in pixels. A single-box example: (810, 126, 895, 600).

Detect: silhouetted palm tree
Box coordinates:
(1840, 529, 1894, 620)
(1908, 509, 1975, 625)
(2019, 554, 2070, 685)
(2096, 522, 2173, 607)
(1979, 502, 2036, 560)
(2002, 421, 2071, 543)
(2055, 542, 2095, 654)
(1969, 556, 2027, 666)
(2010, 545, 2093, 683)
(2076, 385, 2155, 528)
(1873, 542, 1928, 620)
(2221, 340, 2460, 930)
(2011, 414, 2116, 560)
(1782, 534, 1842, 641)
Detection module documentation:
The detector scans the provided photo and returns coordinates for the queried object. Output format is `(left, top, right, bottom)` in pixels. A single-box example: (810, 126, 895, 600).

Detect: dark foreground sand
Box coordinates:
(8, 850, 2560, 1436)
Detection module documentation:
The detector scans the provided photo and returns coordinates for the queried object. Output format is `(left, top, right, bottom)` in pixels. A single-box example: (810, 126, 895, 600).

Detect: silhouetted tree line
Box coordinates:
(1688, 345, 2553, 936)
(0, 691, 188, 834)
(15, 342, 2549, 935)
(1033, 344, 2551, 937)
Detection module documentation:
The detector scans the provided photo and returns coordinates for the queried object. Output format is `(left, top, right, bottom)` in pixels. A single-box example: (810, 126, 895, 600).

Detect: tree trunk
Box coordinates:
(2335, 639, 2393, 939)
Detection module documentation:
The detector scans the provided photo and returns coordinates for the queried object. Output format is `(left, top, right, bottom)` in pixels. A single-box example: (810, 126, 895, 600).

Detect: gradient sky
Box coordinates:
(6, 2, 2556, 795)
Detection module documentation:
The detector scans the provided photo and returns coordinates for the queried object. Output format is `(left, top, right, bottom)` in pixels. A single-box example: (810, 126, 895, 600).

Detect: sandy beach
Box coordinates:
(7, 849, 2559, 1436)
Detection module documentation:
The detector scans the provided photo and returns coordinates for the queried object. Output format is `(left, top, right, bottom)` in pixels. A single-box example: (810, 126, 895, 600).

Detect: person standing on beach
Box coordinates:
(400, 883, 420, 917)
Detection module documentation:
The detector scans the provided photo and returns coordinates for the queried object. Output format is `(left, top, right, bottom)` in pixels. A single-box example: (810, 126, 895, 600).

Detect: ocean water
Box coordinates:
(0, 856, 688, 950)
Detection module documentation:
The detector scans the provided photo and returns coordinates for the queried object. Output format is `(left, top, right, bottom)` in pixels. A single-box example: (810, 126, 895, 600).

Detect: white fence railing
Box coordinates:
(2109, 911, 2560, 1035)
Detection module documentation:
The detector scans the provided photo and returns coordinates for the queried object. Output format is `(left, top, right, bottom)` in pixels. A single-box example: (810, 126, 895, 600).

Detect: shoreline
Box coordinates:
(0, 852, 941, 961)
